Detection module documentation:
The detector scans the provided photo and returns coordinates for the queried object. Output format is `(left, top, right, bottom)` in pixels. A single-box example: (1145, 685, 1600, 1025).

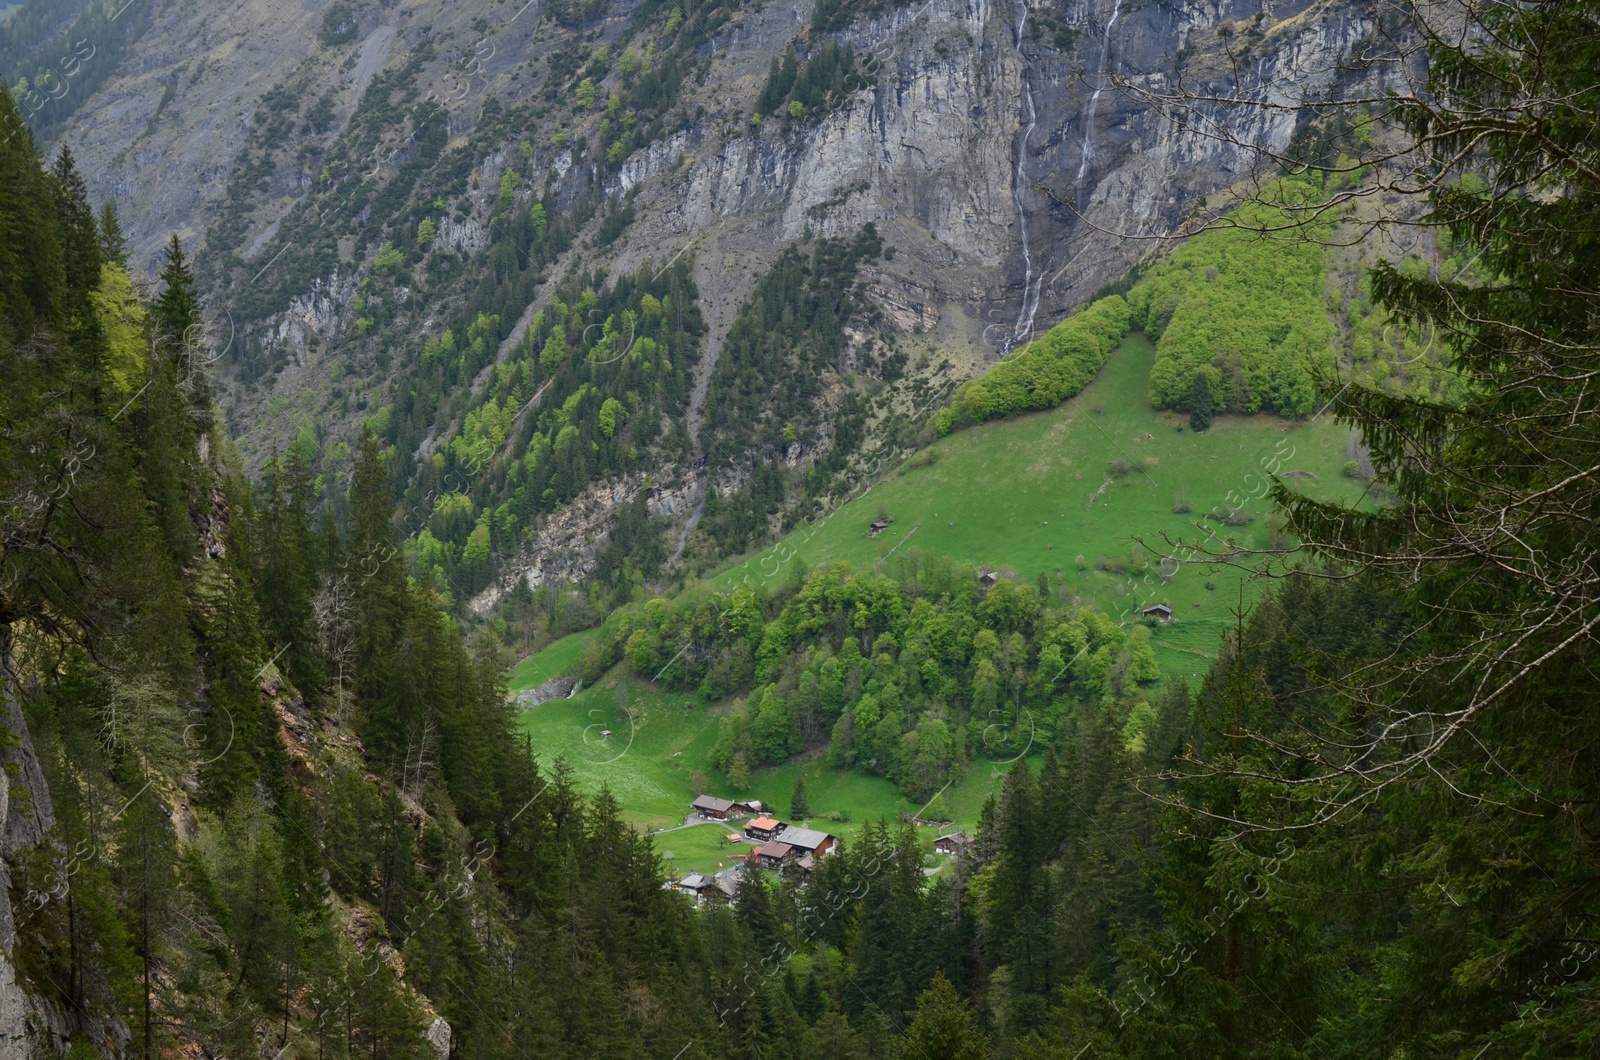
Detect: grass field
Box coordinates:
(654, 822, 751, 878)
(716, 333, 1364, 676)
(505, 629, 594, 691)
(515, 665, 1008, 845)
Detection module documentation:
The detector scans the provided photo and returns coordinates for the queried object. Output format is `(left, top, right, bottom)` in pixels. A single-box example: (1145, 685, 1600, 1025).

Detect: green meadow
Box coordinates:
(716, 333, 1364, 679)
(505, 629, 595, 691)
(512, 332, 1366, 841)
(515, 666, 999, 844)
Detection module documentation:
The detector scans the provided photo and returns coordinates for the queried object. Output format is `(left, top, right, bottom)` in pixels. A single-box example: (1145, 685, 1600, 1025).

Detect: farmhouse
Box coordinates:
(774, 826, 835, 858)
(935, 832, 974, 856)
(868, 519, 890, 538)
(755, 841, 797, 870)
(744, 817, 786, 843)
(1142, 603, 1174, 622)
(978, 569, 1000, 589)
(692, 795, 736, 819)
(711, 869, 740, 903)
(674, 873, 715, 900)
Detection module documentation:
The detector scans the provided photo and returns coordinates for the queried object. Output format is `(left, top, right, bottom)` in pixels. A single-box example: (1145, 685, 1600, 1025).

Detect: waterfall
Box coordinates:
(1009, 1, 1044, 347)
(1075, 0, 1123, 190)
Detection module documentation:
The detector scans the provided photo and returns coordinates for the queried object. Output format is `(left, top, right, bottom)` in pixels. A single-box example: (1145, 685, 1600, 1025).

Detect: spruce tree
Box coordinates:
(99, 200, 127, 265)
(790, 776, 810, 820)
(898, 973, 989, 1060)
(49, 145, 104, 311)
(154, 234, 211, 421)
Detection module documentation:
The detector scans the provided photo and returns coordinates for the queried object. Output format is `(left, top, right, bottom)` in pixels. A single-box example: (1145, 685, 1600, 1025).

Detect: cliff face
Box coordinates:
(0, 653, 68, 1059)
(60, 0, 1373, 324)
(45, 0, 1380, 579)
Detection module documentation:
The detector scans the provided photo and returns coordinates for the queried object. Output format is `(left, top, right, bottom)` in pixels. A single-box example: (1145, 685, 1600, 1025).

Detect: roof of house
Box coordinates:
(776, 826, 832, 851)
(692, 795, 735, 813)
(1143, 603, 1173, 615)
(678, 873, 711, 890)
(936, 832, 972, 844)
(757, 841, 794, 860)
(797, 854, 815, 872)
(746, 816, 783, 831)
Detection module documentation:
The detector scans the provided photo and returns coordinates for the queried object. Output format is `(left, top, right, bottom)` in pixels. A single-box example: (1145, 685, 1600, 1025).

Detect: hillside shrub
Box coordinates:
(1130, 179, 1335, 417)
(935, 295, 1131, 433)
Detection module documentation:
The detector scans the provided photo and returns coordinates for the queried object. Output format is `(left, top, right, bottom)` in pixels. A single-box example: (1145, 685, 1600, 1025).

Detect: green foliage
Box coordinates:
(940, 296, 1131, 431)
(791, 776, 811, 819)
(90, 263, 147, 394)
(586, 554, 1157, 799)
(318, 3, 359, 46)
(373, 241, 404, 272)
(0, 0, 158, 143)
(898, 972, 989, 1060)
(1130, 181, 1334, 417)
(756, 42, 875, 124)
(496, 168, 521, 211)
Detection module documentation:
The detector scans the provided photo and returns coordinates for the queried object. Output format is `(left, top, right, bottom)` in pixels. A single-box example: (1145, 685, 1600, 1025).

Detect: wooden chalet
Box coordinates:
(934, 832, 974, 856)
(674, 873, 715, 901)
(1142, 603, 1174, 623)
(743, 816, 786, 843)
(692, 795, 736, 820)
(755, 841, 797, 870)
(774, 826, 835, 858)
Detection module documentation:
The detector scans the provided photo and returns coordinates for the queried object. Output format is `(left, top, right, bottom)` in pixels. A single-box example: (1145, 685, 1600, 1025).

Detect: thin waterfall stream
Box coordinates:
(1076, 0, 1123, 189)
(1010, 0, 1044, 347)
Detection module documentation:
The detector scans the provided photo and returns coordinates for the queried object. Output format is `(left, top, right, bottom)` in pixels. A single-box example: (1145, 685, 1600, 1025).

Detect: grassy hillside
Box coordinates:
(514, 665, 997, 850)
(716, 333, 1364, 678)
(505, 628, 596, 690)
(510, 332, 1366, 843)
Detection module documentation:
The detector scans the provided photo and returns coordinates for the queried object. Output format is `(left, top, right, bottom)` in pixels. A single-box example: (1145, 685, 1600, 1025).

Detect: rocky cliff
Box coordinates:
(43, 0, 1383, 582)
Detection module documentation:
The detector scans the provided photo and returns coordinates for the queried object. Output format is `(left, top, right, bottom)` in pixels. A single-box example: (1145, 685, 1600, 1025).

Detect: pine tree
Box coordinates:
(154, 234, 199, 342)
(898, 972, 989, 1060)
(790, 776, 811, 821)
(154, 233, 211, 421)
(49, 145, 104, 310)
(99, 200, 127, 264)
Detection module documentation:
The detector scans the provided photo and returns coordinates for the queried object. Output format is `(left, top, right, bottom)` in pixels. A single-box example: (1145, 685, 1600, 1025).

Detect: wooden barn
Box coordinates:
(774, 826, 835, 859)
(692, 795, 736, 820)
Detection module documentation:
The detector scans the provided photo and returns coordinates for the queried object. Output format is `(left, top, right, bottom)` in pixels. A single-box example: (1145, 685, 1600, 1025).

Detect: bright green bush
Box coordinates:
(1131, 181, 1334, 417)
(938, 295, 1131, 432)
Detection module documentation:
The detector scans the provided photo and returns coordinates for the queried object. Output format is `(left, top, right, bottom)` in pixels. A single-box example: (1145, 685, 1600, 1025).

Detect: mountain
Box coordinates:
(38, 0, 1383, 601)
